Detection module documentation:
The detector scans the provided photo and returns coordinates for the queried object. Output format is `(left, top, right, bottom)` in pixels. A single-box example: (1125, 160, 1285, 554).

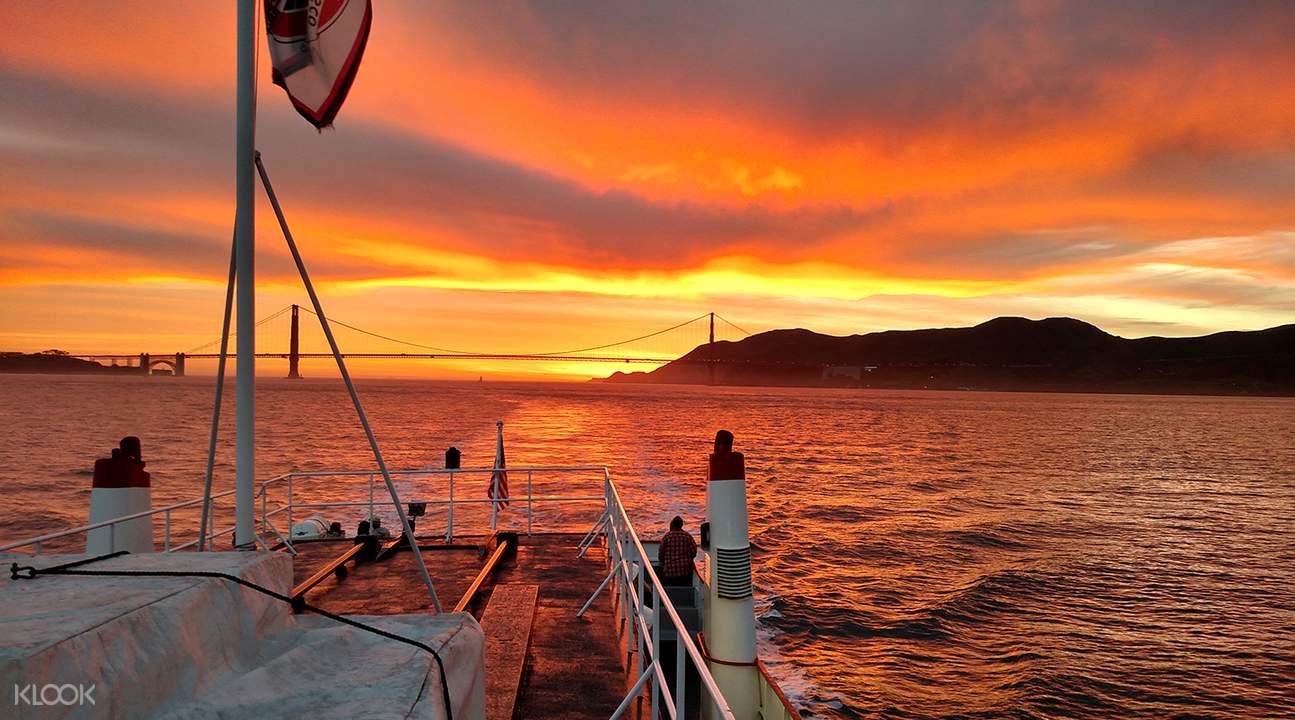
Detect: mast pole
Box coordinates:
(234, 0, 257, 548)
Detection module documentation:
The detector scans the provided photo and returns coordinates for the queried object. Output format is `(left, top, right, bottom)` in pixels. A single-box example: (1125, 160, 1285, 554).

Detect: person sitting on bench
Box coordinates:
(659, 515, 698, 586)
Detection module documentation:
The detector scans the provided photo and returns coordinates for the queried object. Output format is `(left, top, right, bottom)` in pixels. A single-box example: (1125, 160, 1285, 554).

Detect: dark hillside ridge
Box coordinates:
(0, 351, 143, 374)
(604, 317, 1295, 396)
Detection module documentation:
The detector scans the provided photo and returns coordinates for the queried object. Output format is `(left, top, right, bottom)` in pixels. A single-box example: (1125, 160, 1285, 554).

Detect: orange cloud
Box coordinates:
(2, 2, 1294, 377)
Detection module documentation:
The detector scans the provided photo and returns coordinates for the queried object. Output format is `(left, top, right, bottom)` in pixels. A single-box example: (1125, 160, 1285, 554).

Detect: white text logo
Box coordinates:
(13, 684, 96, 706)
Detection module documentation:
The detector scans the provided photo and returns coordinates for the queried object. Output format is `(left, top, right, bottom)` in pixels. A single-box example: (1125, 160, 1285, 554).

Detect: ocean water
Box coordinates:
(1, 374, 1293, 718)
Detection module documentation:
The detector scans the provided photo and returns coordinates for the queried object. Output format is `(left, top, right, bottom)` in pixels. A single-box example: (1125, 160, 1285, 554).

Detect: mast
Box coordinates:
(234, 0, 257, 548)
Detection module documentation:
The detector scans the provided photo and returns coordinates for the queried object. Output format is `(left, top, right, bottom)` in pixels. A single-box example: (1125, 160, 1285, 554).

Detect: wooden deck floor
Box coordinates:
(290, 533, 650, 720)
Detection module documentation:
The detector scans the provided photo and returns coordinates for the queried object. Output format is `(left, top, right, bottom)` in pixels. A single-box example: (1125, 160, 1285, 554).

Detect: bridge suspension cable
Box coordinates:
(183, 305, 754, 361)
(536, 313, 711, 355)
(714, 314, 753, 337)
(184, 306, 292, 353)
(297, 307, 474, 354)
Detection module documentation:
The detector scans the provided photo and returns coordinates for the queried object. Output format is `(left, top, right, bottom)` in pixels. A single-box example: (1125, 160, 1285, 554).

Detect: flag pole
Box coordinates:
(491, 420, 504, 531)
(255, 152, 443, 612)
(233, 0, 257, 549)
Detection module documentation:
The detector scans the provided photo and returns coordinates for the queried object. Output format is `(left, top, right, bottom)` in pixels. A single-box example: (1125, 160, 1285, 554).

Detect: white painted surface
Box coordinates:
(706, 476, 758, 720)
(0, 552, 484, 719)
(86, 486, 152, 554)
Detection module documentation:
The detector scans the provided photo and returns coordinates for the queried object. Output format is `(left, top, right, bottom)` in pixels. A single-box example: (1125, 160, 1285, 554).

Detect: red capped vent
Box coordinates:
(708, 451, 745, 482)
(92, 458, 151, 489)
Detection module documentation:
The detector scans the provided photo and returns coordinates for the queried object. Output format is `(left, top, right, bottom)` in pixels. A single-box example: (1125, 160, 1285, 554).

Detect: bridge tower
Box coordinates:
(708, 312, 716, 386)
(174, 353, 186, 377)
(287, 303, 301, 379)
(139, 353, 150, 376)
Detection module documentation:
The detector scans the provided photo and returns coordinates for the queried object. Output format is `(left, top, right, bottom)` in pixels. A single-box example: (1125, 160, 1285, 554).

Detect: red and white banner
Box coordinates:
(264, 0, 372, 128)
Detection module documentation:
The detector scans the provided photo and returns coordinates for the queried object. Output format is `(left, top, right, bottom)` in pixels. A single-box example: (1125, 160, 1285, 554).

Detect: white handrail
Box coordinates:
(0, 488, 239, 554)
(284, 496, 601, 509)
(259, 465, 609, 484)
(0, 463, 745, 719)
(1, 466, 608, 555)
(601, 469, 737, 720)
(259, 466, 610, 545)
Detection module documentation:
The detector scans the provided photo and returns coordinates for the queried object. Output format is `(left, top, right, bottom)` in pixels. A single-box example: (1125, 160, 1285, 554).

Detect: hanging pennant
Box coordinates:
(264, 0, 372, 129)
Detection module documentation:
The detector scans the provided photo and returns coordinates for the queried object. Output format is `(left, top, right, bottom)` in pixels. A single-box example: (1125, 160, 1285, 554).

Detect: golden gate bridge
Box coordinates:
(67, 305, 754, 376)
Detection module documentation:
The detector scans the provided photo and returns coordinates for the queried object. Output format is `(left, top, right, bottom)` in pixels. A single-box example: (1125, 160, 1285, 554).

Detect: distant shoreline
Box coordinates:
(2, 365, 1290, 399)
(0, 352, 144, 375)
(593, 375, 1295, 398)
(602, 316, 1295, 397)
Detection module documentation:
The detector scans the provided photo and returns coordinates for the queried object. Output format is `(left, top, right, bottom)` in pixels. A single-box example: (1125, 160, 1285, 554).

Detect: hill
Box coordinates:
(0, 351, 140, 374)
(603, 317, 1295, 396)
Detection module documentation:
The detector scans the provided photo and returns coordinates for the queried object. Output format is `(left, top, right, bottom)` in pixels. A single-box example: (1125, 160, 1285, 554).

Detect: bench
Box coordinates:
(482, 583, 539, 720)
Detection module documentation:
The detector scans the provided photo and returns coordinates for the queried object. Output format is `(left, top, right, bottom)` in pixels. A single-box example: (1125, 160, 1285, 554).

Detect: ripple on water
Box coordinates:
(2, 378, 1293, 719)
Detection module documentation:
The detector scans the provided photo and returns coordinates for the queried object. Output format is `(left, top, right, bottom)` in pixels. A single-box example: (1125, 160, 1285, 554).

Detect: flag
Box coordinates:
(264, 0, 372, 129)
(490, 421, 509, 508)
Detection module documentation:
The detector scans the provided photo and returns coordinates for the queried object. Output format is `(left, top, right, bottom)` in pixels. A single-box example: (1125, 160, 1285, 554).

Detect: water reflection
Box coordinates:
(1, 376, 1292, 718)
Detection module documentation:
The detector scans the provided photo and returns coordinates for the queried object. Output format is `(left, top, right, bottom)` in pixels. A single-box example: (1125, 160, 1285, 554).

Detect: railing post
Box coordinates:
(260, 482, 267, 538)
(527, 470, 533, 536)
(446, 472, 455, 541)
(636, 559, 646, 678)
(676, 625, 686, 718)
(609, 662, 656, 720)
(607, 521, 622, 626)
(286, 474, 294, 532)
(620, 524, 631, 638)
(33, 540, 41, 556)
(368, 473, 375, 521)
(651, 594, 662, 718)
(617, 541, 627, 633)
(611, 524, 623, 625)
(164, 509, 172, 552)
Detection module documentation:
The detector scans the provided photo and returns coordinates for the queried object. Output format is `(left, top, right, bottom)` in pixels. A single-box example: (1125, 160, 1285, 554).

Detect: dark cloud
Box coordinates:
(3, 1, 1294, 285)
(265, 120, 885, 267)
(1, 210, 394, 282)
(416, 1, 1295, 141)
(8, 211, 227, 266)
(1093, 136, 1295, 203)
(895, 227, 1142, 279)
(0, 65, 887, 270)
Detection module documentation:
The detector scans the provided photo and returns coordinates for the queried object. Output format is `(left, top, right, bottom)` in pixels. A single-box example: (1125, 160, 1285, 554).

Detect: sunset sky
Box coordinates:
(2, 1, 1293, 378)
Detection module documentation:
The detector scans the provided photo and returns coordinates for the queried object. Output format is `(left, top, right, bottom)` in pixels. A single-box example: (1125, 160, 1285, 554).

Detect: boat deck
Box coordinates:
(291, 532, 649, 720)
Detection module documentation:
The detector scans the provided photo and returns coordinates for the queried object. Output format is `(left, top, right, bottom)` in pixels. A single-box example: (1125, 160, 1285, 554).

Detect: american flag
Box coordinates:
(490, 420, 509, 508)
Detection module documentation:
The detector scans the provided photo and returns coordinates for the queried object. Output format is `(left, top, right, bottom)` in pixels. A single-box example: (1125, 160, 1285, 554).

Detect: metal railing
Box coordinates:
(597, 472, 738, 720)
(0, 466, 604, 556)
(256, 466, 607, 547)
(0, 465, 749, 720)
(0, 488, 242, 556)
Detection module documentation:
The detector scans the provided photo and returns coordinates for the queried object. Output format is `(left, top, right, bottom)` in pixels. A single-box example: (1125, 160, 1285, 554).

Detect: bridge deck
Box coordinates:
(68, 305, 754, 367)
